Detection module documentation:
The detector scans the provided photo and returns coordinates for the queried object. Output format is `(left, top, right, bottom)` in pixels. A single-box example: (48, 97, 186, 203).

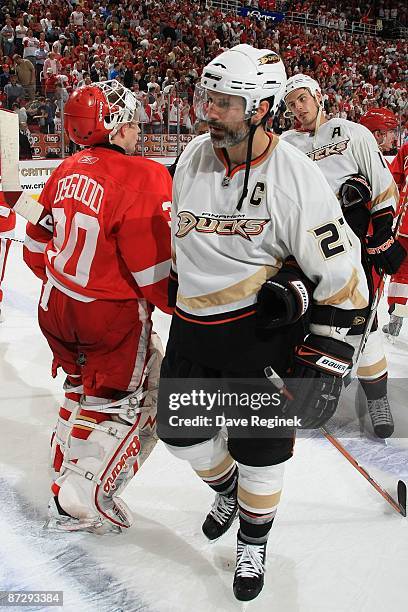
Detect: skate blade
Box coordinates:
(238, 600, 260, 610)
(44, 516, 122, 535)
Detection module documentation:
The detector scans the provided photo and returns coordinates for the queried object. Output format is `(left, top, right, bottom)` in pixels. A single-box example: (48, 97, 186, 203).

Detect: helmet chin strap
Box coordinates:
(312, 103, 323, 148)
(236, 121, 258, 212)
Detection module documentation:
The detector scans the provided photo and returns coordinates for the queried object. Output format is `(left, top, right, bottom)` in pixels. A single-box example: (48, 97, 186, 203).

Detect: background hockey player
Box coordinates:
(0, 192, 15, 323)
(157, 45, 368, 602)
(23, 80, 173, 534)
(281, 75, 406, 438)
(359, 107, 399, 158)
(359, 108, 408, 340)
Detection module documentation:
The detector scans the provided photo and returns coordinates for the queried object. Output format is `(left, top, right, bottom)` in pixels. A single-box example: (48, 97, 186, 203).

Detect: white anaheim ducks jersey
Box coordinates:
(280, 118, 399, 215)
(172, 133, 368, 324)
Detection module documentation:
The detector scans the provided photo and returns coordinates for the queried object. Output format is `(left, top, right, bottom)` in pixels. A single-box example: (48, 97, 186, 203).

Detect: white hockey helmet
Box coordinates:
(284, 74, 321, 104)
(194, 44, 287, 121)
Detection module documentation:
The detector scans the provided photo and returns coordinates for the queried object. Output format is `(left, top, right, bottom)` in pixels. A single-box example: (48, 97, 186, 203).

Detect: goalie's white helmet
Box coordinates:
(194, 44, 287, 121)
(284, 74, 321, 103)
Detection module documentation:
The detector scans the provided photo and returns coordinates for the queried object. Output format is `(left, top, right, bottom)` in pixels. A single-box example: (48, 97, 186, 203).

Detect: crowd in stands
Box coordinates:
(249, 0, 408, 28)
(0, 0, 406, 156)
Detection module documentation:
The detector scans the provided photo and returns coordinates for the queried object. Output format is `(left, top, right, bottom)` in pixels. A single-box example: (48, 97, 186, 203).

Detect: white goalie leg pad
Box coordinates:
(50, 333, 165, 533)
(55, 412, 143, 531)
(165, 430, 230, 472)
(50, 375, 83, 476)
(137, 332, 164, 467)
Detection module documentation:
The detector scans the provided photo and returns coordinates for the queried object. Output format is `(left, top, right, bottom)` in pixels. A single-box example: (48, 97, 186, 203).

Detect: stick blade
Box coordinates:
(397, 480, 407, 517)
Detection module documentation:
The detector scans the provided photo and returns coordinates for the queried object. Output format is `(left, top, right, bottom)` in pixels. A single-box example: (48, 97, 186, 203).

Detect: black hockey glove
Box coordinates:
(257, 264, 313, 329)
(366, 209, 407, 275)
(283, 334, 354, 429)
(338, 175, 371, 238)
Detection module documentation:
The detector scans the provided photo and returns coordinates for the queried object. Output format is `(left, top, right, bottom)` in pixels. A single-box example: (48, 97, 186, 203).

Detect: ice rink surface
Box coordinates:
(1, 238, 407, 612)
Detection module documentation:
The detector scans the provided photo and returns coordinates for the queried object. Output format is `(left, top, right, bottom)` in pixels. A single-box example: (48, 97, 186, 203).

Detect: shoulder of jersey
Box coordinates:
(72, 147, 170, 189)
(326, 117, 370, 138)
(128, 155, 170, 175)
(175, 133, 211, 168)
(276, 137, 334, 183)
(125, 155, 171, 192)
(279, 129, 297, 139)
(277, 136, 313, 161)
(278, 129, 298, 142)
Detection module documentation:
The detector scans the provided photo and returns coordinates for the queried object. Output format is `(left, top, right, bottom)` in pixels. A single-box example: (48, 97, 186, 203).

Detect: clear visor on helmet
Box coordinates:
(193, 84, 250, 122)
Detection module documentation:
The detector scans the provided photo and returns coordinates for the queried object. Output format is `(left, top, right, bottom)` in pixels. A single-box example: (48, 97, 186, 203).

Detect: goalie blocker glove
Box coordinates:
(284, 334, 354, 429)
(366, 207, 407, 275)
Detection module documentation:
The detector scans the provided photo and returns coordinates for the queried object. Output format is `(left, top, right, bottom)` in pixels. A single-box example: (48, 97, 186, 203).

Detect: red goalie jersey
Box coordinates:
(23, 145, 172, 312)
(390, 142, 408, 238)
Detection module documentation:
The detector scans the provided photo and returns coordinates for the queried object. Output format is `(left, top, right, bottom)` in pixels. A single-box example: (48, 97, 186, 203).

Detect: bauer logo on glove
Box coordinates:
(257, 260, 313, 329)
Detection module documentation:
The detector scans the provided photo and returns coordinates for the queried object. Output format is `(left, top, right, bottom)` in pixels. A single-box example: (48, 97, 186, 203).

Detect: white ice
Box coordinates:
(1, 235, 407, 612)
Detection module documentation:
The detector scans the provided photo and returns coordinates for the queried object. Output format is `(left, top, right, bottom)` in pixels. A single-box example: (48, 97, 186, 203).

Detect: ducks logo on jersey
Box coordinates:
(176, 211, 269, 241)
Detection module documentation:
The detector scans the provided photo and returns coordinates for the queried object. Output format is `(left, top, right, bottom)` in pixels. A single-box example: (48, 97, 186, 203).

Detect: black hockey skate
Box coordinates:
(233, 536, 267, 601)
(368, 396, 394, 438)
(202, 490, 238, 541)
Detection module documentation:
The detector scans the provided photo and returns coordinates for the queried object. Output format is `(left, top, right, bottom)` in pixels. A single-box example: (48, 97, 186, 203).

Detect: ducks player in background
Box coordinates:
(359, 108, 408, 340)
(281, 75, 406, 439)
(157, 45, 368, 602)
(23, 80, 173, 534)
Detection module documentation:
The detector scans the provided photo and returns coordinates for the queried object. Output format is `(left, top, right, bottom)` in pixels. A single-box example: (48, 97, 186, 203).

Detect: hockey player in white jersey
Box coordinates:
(281, 74, 406, 438)
(157, 45, 368, 602)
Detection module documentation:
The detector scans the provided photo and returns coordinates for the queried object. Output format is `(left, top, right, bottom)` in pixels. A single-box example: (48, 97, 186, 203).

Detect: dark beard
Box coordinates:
(208, 121, 250, 148)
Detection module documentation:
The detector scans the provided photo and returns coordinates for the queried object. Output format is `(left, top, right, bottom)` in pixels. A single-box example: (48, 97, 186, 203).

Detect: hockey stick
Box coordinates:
(321, 426, 406, 516)
(264, 366, 407, 516)
(0, 109, 52, 232)
(354, 186, 408, 364)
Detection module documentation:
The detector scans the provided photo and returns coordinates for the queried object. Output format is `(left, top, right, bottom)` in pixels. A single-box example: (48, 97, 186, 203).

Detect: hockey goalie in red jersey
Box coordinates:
(23, 79, 173, 534)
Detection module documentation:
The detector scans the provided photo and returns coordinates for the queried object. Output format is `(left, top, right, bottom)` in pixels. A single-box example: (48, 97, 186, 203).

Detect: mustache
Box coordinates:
(208, 120, 227, 129)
